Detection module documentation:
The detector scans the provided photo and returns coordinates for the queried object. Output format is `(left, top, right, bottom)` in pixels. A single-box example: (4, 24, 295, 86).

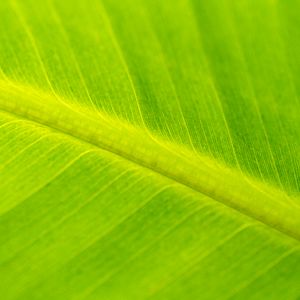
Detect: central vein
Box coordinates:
(0, 78, 299, 241)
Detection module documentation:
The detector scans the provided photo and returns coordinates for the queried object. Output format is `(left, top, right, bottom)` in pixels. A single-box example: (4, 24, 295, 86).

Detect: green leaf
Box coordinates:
(0, 0, 299, 299)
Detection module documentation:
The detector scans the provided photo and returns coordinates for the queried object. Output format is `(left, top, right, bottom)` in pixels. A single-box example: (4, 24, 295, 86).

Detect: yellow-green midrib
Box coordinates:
(0, 78, 299, 241)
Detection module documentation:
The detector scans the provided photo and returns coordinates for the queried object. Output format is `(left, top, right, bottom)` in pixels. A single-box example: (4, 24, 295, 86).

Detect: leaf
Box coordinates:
(0, 0, 299, 299)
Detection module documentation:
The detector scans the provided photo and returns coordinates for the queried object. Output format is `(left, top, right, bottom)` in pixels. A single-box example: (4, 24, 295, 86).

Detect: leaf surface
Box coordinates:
(0, 0, 299, 299)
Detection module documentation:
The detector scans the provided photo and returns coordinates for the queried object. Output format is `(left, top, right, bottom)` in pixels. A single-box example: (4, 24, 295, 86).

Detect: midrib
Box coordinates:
(0, 78, 299, 242)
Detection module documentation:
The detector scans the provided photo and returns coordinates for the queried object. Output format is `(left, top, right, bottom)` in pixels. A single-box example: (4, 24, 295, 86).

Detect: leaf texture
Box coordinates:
(0, 0, 299, 299)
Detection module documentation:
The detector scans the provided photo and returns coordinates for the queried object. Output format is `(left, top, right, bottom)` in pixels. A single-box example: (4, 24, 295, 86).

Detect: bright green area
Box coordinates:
(0, 0, 299, 299)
